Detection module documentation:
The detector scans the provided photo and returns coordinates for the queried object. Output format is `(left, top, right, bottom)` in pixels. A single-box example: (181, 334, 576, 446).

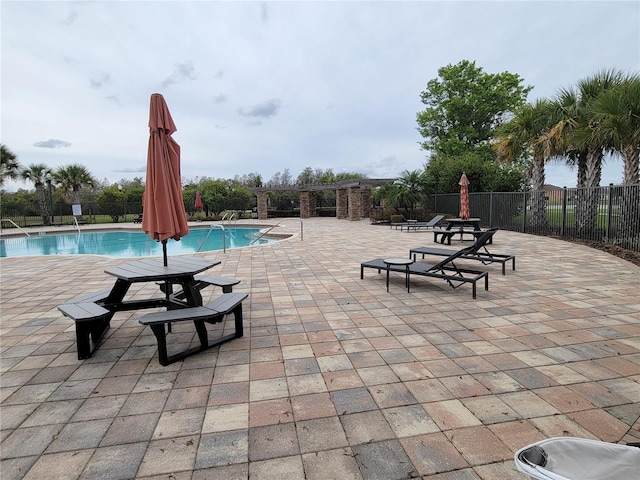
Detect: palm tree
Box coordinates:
(1, 144, 21, 188)
(55, 164, 97, 208)
(551, 70, 626, 233)
(594, 75, 640, 237)
(594, 76, 640, 186)
(375, 170, 427, 219)
(494, 99, 557, 228)
(21, 163, 53, 225)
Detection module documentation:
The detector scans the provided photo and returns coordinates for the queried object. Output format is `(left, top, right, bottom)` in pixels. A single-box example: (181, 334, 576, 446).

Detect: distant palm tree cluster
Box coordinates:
(1, 145, 96, 226)
(494, 70, 639, 233)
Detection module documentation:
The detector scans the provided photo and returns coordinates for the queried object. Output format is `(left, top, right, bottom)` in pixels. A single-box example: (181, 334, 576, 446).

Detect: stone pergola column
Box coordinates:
(348, 187, 362, 221)
(256, 191, 268, 220)
(336, 188, 348, 219)
(360, 188, 372, 219)
(300, 190, 316, 218)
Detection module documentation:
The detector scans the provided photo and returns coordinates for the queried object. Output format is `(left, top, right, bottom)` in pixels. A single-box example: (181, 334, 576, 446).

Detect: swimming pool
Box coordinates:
(0, 227, 277, 258)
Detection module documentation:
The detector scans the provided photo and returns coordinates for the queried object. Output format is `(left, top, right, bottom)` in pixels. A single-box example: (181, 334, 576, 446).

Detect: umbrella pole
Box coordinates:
(162, 240, 168, 266)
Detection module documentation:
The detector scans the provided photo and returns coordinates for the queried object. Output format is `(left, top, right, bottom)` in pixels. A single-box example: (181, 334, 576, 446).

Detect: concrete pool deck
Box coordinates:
(1, 217, 639, 479)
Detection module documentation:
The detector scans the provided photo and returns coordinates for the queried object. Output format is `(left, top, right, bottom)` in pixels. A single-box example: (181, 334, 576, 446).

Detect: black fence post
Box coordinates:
(489, 192, 494, 228)
(606, 183, 614, 242)
(521, 192, 527, 233)
(561, 187, 567, 237)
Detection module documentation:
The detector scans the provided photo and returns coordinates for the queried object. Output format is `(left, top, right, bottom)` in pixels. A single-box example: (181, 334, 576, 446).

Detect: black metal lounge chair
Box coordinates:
(360, 246, 489, 298)
(390, 214, 445, 232)
(409, 228, 515, 275)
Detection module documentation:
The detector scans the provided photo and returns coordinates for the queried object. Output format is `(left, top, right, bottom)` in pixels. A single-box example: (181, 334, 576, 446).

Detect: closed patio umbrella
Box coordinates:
(459, 172, 470, 220)
(195, 191, 203, 210)
(142, 93, 189, 266)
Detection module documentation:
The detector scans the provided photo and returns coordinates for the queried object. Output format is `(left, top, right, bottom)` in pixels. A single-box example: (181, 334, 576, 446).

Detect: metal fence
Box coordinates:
(3, 184, 639, 252)
(0, 202, 143, 227)
(428, 184, 640, 252)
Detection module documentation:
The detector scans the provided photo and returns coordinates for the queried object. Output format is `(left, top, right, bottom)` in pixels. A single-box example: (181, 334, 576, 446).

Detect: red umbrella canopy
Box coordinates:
(458, 172, 470, 220)
(195, 191, 204, 210)
(142, 93, 189, 262)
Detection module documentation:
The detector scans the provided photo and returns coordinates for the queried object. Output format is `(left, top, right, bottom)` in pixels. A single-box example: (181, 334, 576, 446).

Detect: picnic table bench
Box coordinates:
(139, 292, 248, 365)
(58, 296, 112, 359)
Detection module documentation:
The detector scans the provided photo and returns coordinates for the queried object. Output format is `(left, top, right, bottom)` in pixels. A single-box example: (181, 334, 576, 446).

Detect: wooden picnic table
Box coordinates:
(102, 256, 220, 311)
(59, 256, 221, 360)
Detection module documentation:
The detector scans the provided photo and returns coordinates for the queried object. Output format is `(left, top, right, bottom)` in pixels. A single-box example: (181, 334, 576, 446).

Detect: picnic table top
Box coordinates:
(104, 257, 220, 283)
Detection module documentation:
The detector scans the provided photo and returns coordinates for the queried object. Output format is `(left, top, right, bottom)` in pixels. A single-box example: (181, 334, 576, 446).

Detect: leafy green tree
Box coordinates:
(199, 179, 229, 216)
(334, 172, 365, 182)
(55, 164, 97, 207)
(234, 172, 263, 187)
(1, 144, 21, 188)
(268, 169, 293, 186)
(227, 185, 252, 212)
(115, 177, 145, 204)
(424, 152, 526, 195)
(297, 167, 315, 186)
(96, 184, 128, 219)
(124, 184, 144, 205)
(417, 60, 532, 160)
(1, 188, 38, 204)
(294, 167, 365, 193)
(20, 163, 53, 225)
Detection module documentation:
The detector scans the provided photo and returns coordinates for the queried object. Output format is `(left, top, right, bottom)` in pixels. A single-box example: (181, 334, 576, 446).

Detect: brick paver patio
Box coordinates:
(1, 217, 639, 479)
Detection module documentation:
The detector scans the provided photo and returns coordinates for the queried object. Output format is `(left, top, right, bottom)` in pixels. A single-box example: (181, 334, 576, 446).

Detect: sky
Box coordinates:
(2, 0, 639, 193)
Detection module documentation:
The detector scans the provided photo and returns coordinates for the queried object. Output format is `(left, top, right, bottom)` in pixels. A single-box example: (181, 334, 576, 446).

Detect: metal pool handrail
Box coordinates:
(250, 218, 303, 245)
(198, 224, 226, 253)
(221, 212, 235, 224)
(72, 217, 81, 233)
(1, 219, 31, 237)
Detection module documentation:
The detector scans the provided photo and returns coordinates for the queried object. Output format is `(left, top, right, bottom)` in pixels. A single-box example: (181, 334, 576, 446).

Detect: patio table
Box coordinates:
(383, 257, 414, 293)
(100, 256, 220, 312)
(445, 218, 481, 231)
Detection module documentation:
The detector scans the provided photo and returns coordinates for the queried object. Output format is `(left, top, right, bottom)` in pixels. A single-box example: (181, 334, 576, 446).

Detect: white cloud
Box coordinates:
(33, 139, 72, 149)
(1, 0, 638, 192)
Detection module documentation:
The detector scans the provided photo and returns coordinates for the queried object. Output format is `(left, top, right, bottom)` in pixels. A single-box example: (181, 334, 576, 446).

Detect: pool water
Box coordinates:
(0, 227, 276, 258)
